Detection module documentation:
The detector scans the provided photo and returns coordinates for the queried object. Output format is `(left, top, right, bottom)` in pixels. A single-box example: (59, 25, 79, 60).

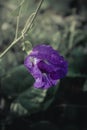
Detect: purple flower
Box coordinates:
(24, 44, 68, 89)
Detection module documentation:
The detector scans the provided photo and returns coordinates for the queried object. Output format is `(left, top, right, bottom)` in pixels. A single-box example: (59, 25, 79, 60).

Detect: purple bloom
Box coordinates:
(24, 44, 68, 89)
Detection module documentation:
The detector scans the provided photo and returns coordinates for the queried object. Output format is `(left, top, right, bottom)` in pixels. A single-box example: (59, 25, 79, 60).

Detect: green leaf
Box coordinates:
(68, 46, 87, 78)
(1, 65, 34, 96)
(10, 87, 47, 116)
(10, 84, 59, 116)
(1, 64, 59, 116)
(42, 83, 59, 110)
(10, 102, 28, 115)
(22, 41, 32, 54)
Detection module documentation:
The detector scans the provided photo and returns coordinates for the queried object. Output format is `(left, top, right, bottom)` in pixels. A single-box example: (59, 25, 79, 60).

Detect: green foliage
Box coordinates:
(22, 40, 32, 54)
(10, 87, 47, 115)
(1, 65, 59, 116)
(68, 46, 87, 78)
(1, 65, 34, 96)
(10, 83, 59, 116)
(42, 83, 59, 110)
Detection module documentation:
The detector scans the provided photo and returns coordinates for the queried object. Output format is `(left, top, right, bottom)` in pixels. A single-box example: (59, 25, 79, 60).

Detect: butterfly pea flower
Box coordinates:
(24, 44, 68, 89)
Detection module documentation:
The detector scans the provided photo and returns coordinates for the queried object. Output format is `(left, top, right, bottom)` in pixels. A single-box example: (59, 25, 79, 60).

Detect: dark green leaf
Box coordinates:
(68, 46, 87, 78)
(10, 87, 47, 115)
(1, 65, 34, 96)
(10, 84, 59, 116)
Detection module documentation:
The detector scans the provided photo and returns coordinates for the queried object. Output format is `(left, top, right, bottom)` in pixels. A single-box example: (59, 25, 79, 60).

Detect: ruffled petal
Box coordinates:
(30, 44, 62, 65)
(24, 44, 68, 89)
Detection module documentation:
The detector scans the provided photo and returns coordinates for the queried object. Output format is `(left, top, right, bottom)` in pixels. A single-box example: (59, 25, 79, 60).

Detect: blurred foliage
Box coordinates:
(11, 87, 47, 115)
(0, 0, 87, 129)
(1, 65, 59, 116)
(1, 65, 34, 96)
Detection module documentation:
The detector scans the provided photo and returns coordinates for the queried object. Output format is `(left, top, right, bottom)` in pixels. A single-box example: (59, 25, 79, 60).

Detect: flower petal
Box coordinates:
(30, 44, 62, 65)
(24, 44, 68, 89)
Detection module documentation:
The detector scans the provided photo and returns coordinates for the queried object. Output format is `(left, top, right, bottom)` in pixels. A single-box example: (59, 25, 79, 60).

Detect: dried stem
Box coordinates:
(0, 0, 44, 58)
(14, 0, 23, 40)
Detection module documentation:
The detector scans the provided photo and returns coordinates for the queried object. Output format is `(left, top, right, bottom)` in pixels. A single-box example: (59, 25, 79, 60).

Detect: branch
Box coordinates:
(0, 0, 44, 58)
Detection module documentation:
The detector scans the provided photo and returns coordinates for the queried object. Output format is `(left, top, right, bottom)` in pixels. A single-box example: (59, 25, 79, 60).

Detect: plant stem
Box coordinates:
(0, 36, 22, 58)
(0, 0, 44, 58)
(14, 0, 23, 40)
(23, 0, 44, 33)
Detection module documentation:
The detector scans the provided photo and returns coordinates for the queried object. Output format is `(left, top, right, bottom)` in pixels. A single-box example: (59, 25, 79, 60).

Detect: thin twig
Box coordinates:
(0, 36, 22, 58)
(22, 12, 35, 35)
(14, 0, 23, 39)
(0, 0, 44, 58)
(22, 0, 44, 36)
